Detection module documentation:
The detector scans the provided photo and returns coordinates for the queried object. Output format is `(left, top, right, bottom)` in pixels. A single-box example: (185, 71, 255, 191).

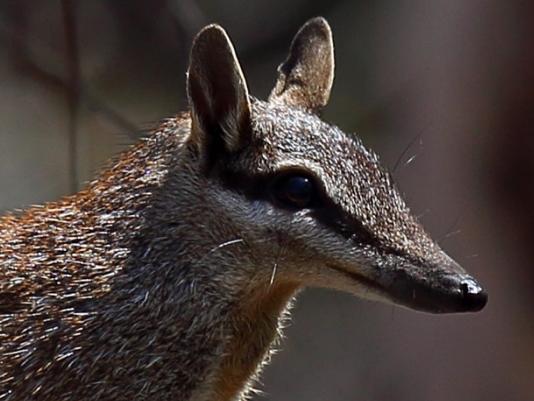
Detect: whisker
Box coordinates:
(392, 133, 424, 173)
(208, 238, 245, 254)
(416, 209, 431, 220)
(465, 254, 479, 259)
(269, 263, 278, 286)
(438, 212, 464, 245)
(405, 154, 417, 166)
(195, 238, 246, 266)
(269, 219, 293, 287)
(441, 229, 462, 240)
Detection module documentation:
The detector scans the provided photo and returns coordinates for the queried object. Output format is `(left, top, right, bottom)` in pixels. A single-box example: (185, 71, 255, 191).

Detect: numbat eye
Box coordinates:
(272, 174, 316, 209)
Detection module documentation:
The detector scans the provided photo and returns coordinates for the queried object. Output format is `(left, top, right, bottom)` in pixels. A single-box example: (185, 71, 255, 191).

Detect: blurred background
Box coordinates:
(0, 1, 532, 400)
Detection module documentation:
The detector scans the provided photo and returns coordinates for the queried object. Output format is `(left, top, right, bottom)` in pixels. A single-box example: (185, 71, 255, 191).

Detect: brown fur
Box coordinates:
(212, 283, 298, 401)
(0, 17, 485, 401)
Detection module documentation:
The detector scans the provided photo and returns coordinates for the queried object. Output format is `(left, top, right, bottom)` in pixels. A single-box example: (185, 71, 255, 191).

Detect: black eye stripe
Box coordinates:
(218, 169, 378, 245)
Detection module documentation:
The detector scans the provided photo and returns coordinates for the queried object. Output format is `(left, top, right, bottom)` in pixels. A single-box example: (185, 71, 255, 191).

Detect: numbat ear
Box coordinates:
(269, 17, 334, 113)
(187, 24, 252, 156)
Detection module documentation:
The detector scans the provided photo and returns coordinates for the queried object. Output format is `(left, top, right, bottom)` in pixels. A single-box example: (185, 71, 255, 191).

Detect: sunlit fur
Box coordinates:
(0, 18, 480, 401)
(0, 98, 456, 401)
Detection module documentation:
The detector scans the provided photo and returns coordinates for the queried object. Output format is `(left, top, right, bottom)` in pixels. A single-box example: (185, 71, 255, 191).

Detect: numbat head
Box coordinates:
(0, 17, 486, 401)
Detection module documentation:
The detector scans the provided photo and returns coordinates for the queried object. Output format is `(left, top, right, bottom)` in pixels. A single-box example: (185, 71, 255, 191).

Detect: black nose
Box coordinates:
(384, 270, 488, 314)
(458, 276, 488, 312)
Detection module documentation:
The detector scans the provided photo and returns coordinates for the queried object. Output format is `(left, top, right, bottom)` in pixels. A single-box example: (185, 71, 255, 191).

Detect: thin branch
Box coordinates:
(0, 13, 140, 138)
(62, 0, 81, 193)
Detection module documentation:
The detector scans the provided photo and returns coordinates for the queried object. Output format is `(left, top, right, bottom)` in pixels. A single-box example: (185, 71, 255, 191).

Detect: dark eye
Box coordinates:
(272, 174, 316, 209)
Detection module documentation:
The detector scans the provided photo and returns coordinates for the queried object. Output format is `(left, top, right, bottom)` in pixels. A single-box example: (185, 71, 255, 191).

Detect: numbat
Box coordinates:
(0, 17, 486, 401)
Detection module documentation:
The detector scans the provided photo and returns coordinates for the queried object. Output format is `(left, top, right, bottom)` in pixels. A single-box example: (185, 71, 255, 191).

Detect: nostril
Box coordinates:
(459, 277, 488, 311)
(460, 282, 469, 297)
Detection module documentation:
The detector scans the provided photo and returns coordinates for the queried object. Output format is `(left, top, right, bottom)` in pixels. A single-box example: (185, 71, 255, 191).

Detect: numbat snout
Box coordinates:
(0, 17, 487, 401)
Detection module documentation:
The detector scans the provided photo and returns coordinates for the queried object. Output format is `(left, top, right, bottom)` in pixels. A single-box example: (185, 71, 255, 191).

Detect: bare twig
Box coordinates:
(0, 13, 140, 138)
(62, 0, 81, 193)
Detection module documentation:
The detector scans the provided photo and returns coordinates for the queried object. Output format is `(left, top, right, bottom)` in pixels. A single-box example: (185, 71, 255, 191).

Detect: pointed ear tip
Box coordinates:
(198, 23, 226, 35)
(306, 16, 330, 28)
(192, 23, 232, 50)
(302, 16, 332, 37)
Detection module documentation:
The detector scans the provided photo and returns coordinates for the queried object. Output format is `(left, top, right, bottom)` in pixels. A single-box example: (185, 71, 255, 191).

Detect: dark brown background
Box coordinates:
(1, 1, 532, 400)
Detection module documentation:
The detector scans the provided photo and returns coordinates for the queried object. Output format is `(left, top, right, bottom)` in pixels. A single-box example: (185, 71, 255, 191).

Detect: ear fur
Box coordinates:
(187, 24, 251, 155)
(269, 17, 335, 113)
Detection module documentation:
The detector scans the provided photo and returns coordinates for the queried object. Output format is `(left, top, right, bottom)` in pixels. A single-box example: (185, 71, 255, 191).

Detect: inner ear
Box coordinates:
(269, 17, 335, 113)
(187, 24, 252, 156)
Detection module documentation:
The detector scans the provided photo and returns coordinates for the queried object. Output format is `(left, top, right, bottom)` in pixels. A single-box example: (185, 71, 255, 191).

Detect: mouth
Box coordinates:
(327, 263, 488, 314)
